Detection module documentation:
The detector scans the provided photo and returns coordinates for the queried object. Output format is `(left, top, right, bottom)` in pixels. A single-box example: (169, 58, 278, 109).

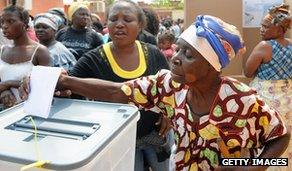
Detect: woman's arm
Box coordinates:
(0, 80, 20, 92)
(34, 45, 52, 66)
(255, 131, 291, 170)
(244, 41, 272, 78)
(59, 74, 128, 103)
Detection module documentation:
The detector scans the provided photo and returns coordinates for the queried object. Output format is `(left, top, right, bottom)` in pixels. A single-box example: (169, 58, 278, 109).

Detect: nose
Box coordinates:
(116, 20, 125, 28)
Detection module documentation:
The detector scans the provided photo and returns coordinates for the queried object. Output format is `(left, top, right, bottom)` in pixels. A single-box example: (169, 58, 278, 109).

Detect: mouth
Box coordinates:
(170, 68, 184, 80)
(2, 31, 10, 37)
(170, 71, 183, 77)
(36, 32, 45, 37)
(113, 31, 127, 38)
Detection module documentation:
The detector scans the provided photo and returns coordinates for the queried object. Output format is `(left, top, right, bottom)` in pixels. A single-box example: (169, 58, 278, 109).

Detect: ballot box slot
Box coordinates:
(5, 115, 100, 140)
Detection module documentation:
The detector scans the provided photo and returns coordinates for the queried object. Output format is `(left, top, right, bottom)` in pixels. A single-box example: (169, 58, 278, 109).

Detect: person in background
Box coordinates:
(177, 18, 184, 33)
(48, 8, 68, 31)
(34, 13, 76, 71)
(56, 1, 103, 61)
(90, 13, 104, 36)
(170, 20, 181, 40)
(0, 0, 51, 108)
(137, 28, 157, 46)
(67, 1, 173, 171)
(142, 7, 160, 36)
(26, 15, 38, 42)
(158, 30, 176, 61)
(29, 14, 291, 171)
(244, 4, 291, 170)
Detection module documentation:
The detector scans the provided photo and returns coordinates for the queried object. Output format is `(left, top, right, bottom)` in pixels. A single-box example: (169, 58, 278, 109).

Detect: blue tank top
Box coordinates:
(256, 39, 292, 80)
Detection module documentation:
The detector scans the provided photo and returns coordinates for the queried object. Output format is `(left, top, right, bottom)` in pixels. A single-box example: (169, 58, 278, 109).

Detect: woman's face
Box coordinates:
(0, 11, 26, 40)
(34, 23, 55, 43)
(72, 8, 90, 28)
(260, 19, 280, 40)
(107, 2, 141, 45)
(170, 38, 212, 84)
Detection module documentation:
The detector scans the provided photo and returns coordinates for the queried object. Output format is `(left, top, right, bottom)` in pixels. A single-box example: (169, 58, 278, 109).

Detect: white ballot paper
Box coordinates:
(24, 66, 62, 118)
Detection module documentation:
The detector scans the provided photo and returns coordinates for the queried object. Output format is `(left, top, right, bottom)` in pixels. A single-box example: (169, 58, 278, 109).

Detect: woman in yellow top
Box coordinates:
(64, 1, 172, 171)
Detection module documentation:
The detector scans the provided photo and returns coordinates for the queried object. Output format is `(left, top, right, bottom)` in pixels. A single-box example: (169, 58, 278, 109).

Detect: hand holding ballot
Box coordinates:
(19, 66, 63, 118)
(19, 67, 72, 101)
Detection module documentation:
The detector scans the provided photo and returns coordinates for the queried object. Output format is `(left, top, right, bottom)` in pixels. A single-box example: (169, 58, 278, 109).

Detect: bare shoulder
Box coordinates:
(253, 41, 272, 54)
(33, 43, 51, 66)
(257, 40, 271, 48)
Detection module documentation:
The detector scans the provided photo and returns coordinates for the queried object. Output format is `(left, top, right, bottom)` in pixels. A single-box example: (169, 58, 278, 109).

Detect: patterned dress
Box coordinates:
(250, 40, 292, 171)
(121, 70, 287, 171)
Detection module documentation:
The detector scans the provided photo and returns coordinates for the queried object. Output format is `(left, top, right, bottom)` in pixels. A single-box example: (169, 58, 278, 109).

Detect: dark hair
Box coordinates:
(158, 30, 175, 43)
(142, 7, 159, 36)
(105, 0, 146, 29)
(48, 8, 67, 26)
(162, 19, 173, 29)
(92, 21, 104, 32)
(3, 0, 30, 29)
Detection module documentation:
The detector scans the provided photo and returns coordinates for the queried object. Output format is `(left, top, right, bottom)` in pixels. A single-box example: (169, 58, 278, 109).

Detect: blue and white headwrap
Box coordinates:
(179, 15, 245, 71)
(34, 13, 61, 31)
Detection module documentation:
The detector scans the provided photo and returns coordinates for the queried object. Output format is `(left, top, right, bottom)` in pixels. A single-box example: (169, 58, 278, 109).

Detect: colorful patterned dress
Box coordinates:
(250, 40, 292, 171)
(121, 69, 287, 171)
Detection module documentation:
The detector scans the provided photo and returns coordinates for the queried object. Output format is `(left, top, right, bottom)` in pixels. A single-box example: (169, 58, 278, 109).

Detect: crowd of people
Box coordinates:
(0, 0, 291, 170)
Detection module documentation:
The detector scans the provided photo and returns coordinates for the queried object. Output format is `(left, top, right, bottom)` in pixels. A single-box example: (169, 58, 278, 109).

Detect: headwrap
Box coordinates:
(67, 2, 89, 21)
(263, 3, 291, 31)
(48, 8, 67, 26)
(91, 13, 101, 22)
(179, 15, 245, 72)
(34, 13, 59, 31)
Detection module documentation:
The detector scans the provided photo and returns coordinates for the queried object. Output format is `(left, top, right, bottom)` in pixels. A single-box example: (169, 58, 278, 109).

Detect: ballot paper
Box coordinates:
(24, 66, 62, 118)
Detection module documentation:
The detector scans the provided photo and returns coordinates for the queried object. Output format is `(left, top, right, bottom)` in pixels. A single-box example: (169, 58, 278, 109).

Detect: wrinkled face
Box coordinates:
(170, 38, 211, 84)
(34, 23, 55, 43)
(0, 11, 26, 39)
(72, 8, 90, 28)
(107, 2, 141, 45)
(260, 19, 280, 40)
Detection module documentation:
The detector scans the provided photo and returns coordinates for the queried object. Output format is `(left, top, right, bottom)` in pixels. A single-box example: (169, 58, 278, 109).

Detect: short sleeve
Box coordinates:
(121, 71, 161, 110)
(252, 97, 287, 145)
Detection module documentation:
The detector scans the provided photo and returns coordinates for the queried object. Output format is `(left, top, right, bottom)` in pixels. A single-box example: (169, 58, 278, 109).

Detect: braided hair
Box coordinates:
(3, 0, 30, 29)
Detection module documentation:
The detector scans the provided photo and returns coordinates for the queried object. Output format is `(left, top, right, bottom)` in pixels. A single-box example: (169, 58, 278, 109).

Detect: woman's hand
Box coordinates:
(18, 77, 30, 101)
(0, 90, 17, 108)
(0, 80, 20, 92)
(156, 115, 173, 137)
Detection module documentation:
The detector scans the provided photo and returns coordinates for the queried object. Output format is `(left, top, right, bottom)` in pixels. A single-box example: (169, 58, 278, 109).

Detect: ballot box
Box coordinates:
(0, 98, 139, 171)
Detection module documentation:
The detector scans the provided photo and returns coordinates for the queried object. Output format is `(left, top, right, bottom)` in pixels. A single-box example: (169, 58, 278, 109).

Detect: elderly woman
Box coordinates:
(55, 1, 103, 60)
(34, 13, 76, 71)
(21, 15, 290, 171)
(244, 4, 291, 170)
